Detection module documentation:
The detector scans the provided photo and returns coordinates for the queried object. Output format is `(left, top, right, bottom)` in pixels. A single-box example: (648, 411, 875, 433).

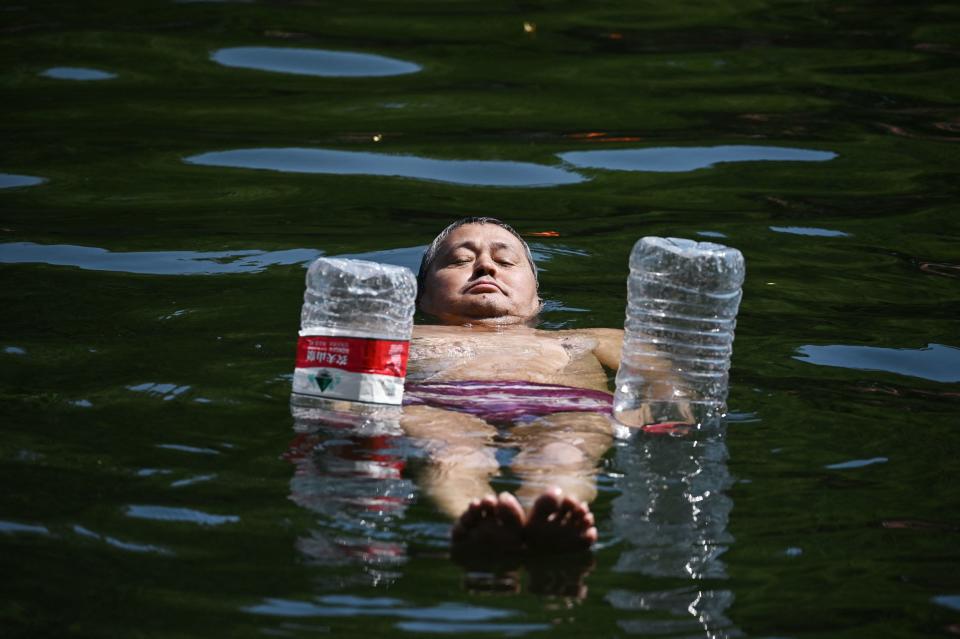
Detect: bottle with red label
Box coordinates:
(291, 257, 417, 422)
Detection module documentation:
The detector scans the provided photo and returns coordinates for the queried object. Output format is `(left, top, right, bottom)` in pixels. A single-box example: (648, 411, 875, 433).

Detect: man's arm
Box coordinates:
(582, 328, 624, 371)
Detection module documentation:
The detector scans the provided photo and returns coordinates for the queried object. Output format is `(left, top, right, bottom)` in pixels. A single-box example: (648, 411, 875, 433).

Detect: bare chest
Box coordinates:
(408, 331, 603, 388)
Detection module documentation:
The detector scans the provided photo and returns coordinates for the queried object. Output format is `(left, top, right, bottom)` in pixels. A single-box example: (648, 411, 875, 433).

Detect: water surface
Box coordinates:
(40, 67, 117, 81)
(211, 47, 421, 77)
(2, 1, 959, 637)
(185, 148, 585, 187)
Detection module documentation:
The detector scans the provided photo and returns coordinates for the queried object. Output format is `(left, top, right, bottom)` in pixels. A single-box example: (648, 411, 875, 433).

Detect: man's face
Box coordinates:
(419, 223, 540, 325)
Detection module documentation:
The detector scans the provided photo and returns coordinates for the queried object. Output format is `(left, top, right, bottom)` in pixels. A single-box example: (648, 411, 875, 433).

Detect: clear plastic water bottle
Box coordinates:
(291, 258, 417, 424)
(613, 237, 745, 429)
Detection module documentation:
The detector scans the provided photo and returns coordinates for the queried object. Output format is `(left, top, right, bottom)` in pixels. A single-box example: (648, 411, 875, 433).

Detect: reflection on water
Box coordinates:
(824, 456, 888, 470)
(770, 225, 851, 237)
(337, 245, 425, 273)
(125, 504, 240, 525)
(286, 399, 739, 633)
(40, 67, 116, 81)
(0, 173, 45, 189)
(211, 47, 421, 77)
(609, 431, 739, 637)
(185, 148, 586, 187)
(0, 520, 51, 535)
(558, 145, 836, 172)
(287, 407, 417, 588)
(795, 343, 960, 383)
(0, 242, 321, 275)
(244, 595, 547, 635)
(73, 524, 173, 555)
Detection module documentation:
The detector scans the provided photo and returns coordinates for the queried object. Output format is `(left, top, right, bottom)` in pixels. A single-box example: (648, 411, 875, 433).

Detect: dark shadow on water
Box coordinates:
(210, 47, 421, 77)
(185, 148, 586, 187)
(558, 145, 836, 172)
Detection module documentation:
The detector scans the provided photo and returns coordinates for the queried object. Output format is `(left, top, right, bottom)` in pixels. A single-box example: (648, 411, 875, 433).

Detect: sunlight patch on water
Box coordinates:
(770, 226, 851, 237)
(0, 242, 321, 275)
(558, 145, 836, 172)
(40, 67, 116, 81)
(794, 343, 960, 383)
(186, 148, 585, 187)
(0, 173, 45, 189)
(126, 505, 239, 526)
(211, 47, 421, 77)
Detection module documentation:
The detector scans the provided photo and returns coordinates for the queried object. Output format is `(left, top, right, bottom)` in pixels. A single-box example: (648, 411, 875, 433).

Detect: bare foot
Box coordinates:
(451, 492, 525, 557)
(523, 488, 597, 554)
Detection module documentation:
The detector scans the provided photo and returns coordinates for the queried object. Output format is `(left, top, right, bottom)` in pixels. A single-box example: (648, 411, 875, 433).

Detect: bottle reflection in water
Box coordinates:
(286, 410, 416, 587)
(614, 237, 744, 428)
(608, 430, 739, 638)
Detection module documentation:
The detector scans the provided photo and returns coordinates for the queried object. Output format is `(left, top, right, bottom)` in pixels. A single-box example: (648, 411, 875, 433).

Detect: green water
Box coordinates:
(2, 1, 959, 637)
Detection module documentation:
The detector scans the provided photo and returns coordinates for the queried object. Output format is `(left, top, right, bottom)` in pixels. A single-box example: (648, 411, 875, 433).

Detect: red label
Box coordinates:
(296, 335, 409, 378)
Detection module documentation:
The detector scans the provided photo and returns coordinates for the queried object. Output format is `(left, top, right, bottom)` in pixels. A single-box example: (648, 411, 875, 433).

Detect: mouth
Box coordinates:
(464, 279, 503, 294)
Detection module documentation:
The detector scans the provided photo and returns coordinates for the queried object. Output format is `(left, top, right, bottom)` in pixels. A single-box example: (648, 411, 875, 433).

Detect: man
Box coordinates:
(401, 217, 628, 556)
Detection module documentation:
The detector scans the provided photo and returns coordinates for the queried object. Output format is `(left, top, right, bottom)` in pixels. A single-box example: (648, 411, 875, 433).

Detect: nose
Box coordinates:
(472, 252, 497, 277)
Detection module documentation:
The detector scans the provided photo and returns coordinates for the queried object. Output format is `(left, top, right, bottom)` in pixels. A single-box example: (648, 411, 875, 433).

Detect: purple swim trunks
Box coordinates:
(403, 380, 613, 423)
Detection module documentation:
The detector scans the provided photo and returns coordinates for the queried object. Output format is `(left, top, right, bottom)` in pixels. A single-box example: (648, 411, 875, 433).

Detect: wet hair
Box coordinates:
(416, 217, 538, 304)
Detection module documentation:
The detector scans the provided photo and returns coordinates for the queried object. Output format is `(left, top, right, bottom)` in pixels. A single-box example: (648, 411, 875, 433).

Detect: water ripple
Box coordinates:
(558, 145, 836, 172)
(40, 67, 116, 81)
(211, 47, 421, 77)
(770, 225, 851, 237)
(156, 443, 221, 456)
(0, 242, 321, 275)
(244, 596, 514, 622)
(0, 520, 50, 535)
(125, 505, 239, 526)
(396, 621, 550, 634)
(794, 343, 960, 383)
(0, 173, 45, 189)
(73, 525, 173, 555)
(933, 595, 960, 612)
(825, 457, 888, 470)
(185, 148, 585, 187)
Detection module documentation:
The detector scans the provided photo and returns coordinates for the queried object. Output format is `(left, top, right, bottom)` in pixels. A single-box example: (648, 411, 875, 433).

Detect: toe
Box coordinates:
(498, 492, 525, 530)
(528, 488, 562, 525)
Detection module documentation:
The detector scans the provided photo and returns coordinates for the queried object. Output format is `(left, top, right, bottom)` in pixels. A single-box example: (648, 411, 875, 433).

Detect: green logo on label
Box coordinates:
(313, 370, 339, 392)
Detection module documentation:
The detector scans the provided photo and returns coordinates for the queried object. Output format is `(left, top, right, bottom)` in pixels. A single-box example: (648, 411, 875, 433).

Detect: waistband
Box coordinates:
(403, 380, 613, 423)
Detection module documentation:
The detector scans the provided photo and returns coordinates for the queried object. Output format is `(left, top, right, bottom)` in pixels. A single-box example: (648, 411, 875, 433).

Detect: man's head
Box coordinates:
(417, 217, 541, 325)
